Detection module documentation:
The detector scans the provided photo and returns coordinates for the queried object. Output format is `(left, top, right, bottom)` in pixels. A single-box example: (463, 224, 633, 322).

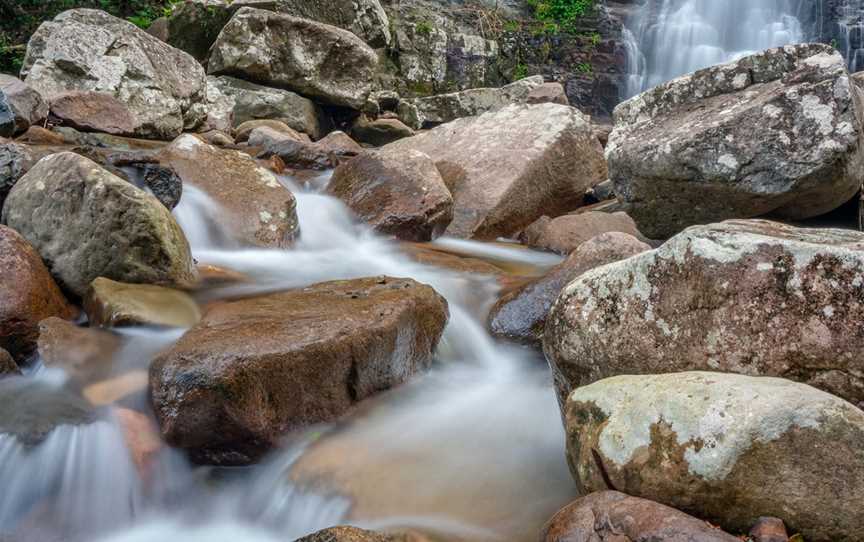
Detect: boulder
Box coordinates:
(2, 152, 197, 297)
(564, 372, 864, 542)
(0, 348, 18, 376)
(246, 126, 300, 148)
(519, 211, 644, 255)
(235, 119, 306, 144)
(37, 317, 121, 384)
(412, 75, 544, 126)
(21, 9, 206, 139)
(0, 92, 13, 138)
(544, 220, 864, 407)
(327, 149, 453, 241)
(0, 143, 36, 211)
(158, 134, 298, 248)
(316, 131, 363, 156)
(607, 43, 864, 239)
(542, 491, 739, 542)
(384, 103, 607, 239)
(750, 517, 790, 542)
(0, 226, 77, 361)
(525, 82, 569, 106)
(208, 8, 379, 109)
(208, 76, 324, 139)
(296, 527, 411, 542)
(489, 232, 650, 345)
(256, 138, 339, 170)
(351, 116, 415, 146)
(48, 91, 137, 135)
(84, 277, 201, 329)
(0, 75, 48, 134)
(106, 153, 183, 210)
(150, 277, 448, 464)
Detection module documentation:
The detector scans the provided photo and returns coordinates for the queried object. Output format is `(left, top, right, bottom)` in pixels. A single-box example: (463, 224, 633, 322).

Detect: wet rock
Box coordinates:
(544, 220, 864, 407)
(542, 491, 739, 542)
(350, 116, 415, 147)
(489, 232, 650, 346)
(385, 103, 607, 240)
(0, 92, 13, 138)
(2, 152, 197, 297)
(564, 372, 864, 542)
(0, 143, 36, 211)
(328, 149, 453, 241)
(16, 126, 65, 145)
(198, 130, 234, 147)
(107, 154, 183, 210)
(48, 91, 137, 135)
(0, 377, 96, 445)
(608, 43, 864, 238)
(247, 126, 301, 149)
(236, 119, 306, 144)
(150, 277, 448, 465)
(0, 75, 48, 134)
(316, 131, 363, 156)
(296, 526, 411, 542)
(257, 138, 339, 170)
(84, 277, 201, 329)
(113, 407, 162, 479)
(518, 211, 644, 255)
(159, 134, 298, 248)
(403, 244, 503, 275)
(412, 76, 544, 126)
(585, 179, 615, 203)
(525, 82, 569, 106)
(21, 9, 206, 139)
(750, 517, 790, 542)
(37, 317, 121, 384)
(0, 348, 19, 376)
(208, 8, 379, 109)
(0, 226, 77, 361)
(209, 76, 325, 139)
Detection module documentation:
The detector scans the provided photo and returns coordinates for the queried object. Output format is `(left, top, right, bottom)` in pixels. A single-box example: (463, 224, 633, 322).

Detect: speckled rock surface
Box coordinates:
(384, 103, 607, 240)
(0, 143, 36, 211)
(544, 219, 864, 408)
(0, 75, 48, 135)
(607, 43, 864, 238)
(564, 372, 864, 542)
(412, 75, 544, 126)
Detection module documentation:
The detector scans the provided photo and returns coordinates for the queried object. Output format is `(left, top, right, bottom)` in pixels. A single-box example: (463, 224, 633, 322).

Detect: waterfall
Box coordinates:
(835, 0, 864, 73)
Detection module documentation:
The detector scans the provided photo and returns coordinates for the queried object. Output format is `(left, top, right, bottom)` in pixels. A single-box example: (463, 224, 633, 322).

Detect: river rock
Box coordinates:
(0, 143, 36, 211)
(0, 348, 18, 376)
(413, 75, 544, 126)
(150, 277, 448, 465)
(526, 82, 569, 106)
(327, 149, 453, 241)
(48, 91, 137, 135)
(158, 134, 298, 248)
(316, 131, 363, 156)
(0, 75, 48, 134)
(542, 491, 739, 542)
(236, 119, 306, 144)
(106, 153, 183, 210)
(296, 527, 413, 542)
(750, 517, 790, 542)
(0, 226, 77, 361)
(21, 9, 207, 139)
(256, 138, 340, 170)
(0, 93, 13, 138)
(519, 211, 644, 255)
(384, 103, 606, 240)
(0, 376, 95, 445)
(489, 232, 650, 345)
(37, 317, 121, 384)
(84, 277, 201, 329)
(350, 116, 415, 146)
(208, 7, 379, 109)
(544, 219, 864, 407)
(247, 126, 300, 149)
(564, 372, 864, 542)
(2, 152, 197, 297)
(607, 43, 864, 239)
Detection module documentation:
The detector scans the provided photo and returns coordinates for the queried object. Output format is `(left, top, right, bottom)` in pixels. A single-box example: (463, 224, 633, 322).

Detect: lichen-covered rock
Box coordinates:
(384, 103, 607, 239)
(84, 277, 201, 329)
(564, 372, 864, 542)
(607, 43, 864, 238)
(21, 9, 206, 139)
(519, 211, 645, 255)
(150, 277, 448, 464)
(208, 8, 379, 109)
(0, 75, 48, 134)
(328, 148, 453, 241)
(542, 491, 739, 542)
(0, 143, 36, 211)
(2, 152, 197, 297)
(159, 134, 298, 248)
(295, 527, 416, 542)
(412, 75, 544, 126)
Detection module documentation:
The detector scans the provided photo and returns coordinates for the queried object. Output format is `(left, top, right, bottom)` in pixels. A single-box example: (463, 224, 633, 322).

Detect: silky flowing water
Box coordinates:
(0, 171, 575, 542)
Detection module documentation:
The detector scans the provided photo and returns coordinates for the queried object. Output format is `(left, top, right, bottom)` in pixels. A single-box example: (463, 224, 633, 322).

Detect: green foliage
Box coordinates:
(577, 61, 593, 74)
(526, 0, 596, 34)
(415, 20, 434, 36)
(513, 62, 529, 80)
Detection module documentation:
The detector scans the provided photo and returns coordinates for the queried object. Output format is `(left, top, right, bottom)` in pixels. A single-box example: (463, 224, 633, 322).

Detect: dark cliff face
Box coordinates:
(798, 0, 864, 72)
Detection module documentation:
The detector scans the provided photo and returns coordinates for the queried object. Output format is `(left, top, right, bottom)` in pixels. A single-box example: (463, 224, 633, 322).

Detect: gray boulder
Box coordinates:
(411, 75, 544, 126)
(21, 9, 207, 139)
(564, 372, 864, 542)
(607, 43, 864, 238)
(208, 7, 379, 109)
(0, 75, 48, 134)
(0, 93, 13, 138)
(0, 143, 35, 210)
(1, 152, 197, 297)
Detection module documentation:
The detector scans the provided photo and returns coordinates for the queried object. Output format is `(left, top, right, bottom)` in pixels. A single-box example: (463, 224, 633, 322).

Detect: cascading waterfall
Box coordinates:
(834, 0, 864, 72)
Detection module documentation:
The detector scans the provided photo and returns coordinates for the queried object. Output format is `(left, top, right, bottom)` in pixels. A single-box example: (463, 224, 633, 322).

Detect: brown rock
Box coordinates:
(235, 119, 307, 144)
(49, 91, 137, 135)
(150, 277, 449, 465)
(351, 116, 415, 146)
(519, 211, 644, 255)
(84, 277, 201, 329)
(113, 407, 162, 480)
(489, 232, 650, 345)
(542, 491, 739, 542)
(750, 517, 790, 542)
(0, 347, 19, 376)
(525, 82, 569, 106)
(0, 75, 48, 134)
(246, 126, 300, 148)
(198, 130, 234, 147)
(316, 131, 364, 156)
(402, 244, 503, 275)
(296, 527, 409, 542)
(37, 317, 121, 384)
(328, 149, 453, 241)
(83, 370, 148, 406)
(0, 226, 77, 360)
(257, 138, 339, 170)
(159, 134, 298, 248)
(16, 126, 65, 145)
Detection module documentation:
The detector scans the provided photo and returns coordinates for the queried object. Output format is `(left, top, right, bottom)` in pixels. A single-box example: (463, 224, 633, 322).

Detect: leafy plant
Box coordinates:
(513, 62, 529, 80)
(415, 20, 434, 36)
(577, 62, 593, 74)
(526, 0, 596, 34)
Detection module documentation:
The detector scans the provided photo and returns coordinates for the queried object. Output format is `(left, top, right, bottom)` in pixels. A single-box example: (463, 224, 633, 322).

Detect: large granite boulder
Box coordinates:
(0, 75, 48, 135)
(564, 372, 864, 542)
(20, 9, 206, 139)
(384, 103, 607, 239)
(208, 7, 379, 109)
(158, 134, 298, 248)
(607, 43, 864, 238)
(2, 152, 197, 297)
(544, 220, 864, 408)
(150, 277, 448, 464)
(327, 148, 453, 241)
(0, 226, 77, 361)
(411, 75, 544, 126)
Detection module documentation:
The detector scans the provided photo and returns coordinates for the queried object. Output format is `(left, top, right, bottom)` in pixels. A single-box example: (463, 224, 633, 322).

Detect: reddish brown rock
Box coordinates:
(316, 131, 363, 156)
(351, 116, 415, 146)
(114, 407, 162, 479)
(16, 125, 65, 145)
(402, 244, 503, 275)
(0, 347, 19, 376)
(525, 82, 569, 106)
(0, 226, 77, 360)
(150, 277, 449, 465)
(750, 517, 790, 542)
(37, 317, 121, 384)
(235, 119, 306, 143)
(0, 75, 48, 134)
(49, 91, 137, 135)
(84, 277, 201, 329)
(519, 211, 644, 255)
(489, 232, 650, 345)
(247, 126, 300, 148)
(542, 491, 739, 542)
(328, 149, 453, 241)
